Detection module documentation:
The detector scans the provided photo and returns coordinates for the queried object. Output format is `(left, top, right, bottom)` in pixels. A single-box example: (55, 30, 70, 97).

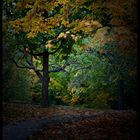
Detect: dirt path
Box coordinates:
(3, 113, 104, 140)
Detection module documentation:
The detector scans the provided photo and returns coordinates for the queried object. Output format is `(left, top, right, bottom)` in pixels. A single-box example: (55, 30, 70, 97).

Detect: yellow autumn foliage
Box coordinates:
(10, 0, 107, 39)
(71, 96, 79, 105)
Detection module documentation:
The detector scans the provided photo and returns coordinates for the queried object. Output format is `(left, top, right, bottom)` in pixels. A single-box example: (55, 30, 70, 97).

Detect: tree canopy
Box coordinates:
(3, 0, 137, 109)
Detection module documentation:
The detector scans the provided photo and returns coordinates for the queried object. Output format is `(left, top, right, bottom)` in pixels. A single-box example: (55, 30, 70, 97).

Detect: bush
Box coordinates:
(31, 93, 42, 104)
(82, 92, 111, 109)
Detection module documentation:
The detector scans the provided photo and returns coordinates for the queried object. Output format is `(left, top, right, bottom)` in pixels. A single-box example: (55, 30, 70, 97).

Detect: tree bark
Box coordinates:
(42, 51, 50, 107)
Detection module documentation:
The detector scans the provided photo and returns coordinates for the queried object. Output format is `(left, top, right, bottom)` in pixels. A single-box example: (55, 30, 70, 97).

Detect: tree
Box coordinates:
(2, 0, 33, 103)
(5, 0, 136, 107)
(6, 0, 111, 107)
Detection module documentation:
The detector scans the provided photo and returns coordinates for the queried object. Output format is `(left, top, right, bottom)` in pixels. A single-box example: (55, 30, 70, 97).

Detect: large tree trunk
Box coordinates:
(42, 51, 50, 107)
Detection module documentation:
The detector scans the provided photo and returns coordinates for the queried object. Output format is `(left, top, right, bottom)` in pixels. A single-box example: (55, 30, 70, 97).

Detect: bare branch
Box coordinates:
(34, 70, 43, 83)
(49, 67, 65, 73)
(26, 60, 42, 72)
(26, 55, 43, 82)
(48, 63, 70, 73)
(12, 48, 34, 69)
(13, 59, 33, 69)
(12, 50, 43, 82)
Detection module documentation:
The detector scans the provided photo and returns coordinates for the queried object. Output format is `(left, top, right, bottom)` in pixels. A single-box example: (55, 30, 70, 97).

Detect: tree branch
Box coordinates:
(13, 59, 33, 69)
(48, 35, 66, 55)
(28, 51, 44, 56)
(16, 39, 44, 56)
(12, 51, 43, 83)
(49, 67, 65, 73)
(48, 63, 70, 73)
(13, 49, 34, 69)
(26, 55, 43, 83)
(48, 45, 62, 55)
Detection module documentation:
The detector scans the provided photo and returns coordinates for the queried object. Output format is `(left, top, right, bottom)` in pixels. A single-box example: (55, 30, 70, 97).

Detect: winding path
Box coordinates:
(3, 113, 104, 140)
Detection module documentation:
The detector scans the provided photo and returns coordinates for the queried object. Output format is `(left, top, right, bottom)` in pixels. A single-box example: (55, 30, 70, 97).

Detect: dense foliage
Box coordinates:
(3, 0, 137, 109)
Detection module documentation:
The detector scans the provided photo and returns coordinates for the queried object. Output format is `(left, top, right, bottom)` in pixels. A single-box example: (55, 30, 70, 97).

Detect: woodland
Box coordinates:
(2, 0, 137, 139)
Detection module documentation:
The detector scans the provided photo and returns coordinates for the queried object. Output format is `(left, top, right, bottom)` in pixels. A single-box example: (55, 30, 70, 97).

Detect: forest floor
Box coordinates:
(3, 102, 137, 140)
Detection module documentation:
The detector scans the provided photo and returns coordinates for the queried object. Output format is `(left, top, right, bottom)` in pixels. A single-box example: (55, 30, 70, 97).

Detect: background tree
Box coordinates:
(3, 0, 33, 103)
